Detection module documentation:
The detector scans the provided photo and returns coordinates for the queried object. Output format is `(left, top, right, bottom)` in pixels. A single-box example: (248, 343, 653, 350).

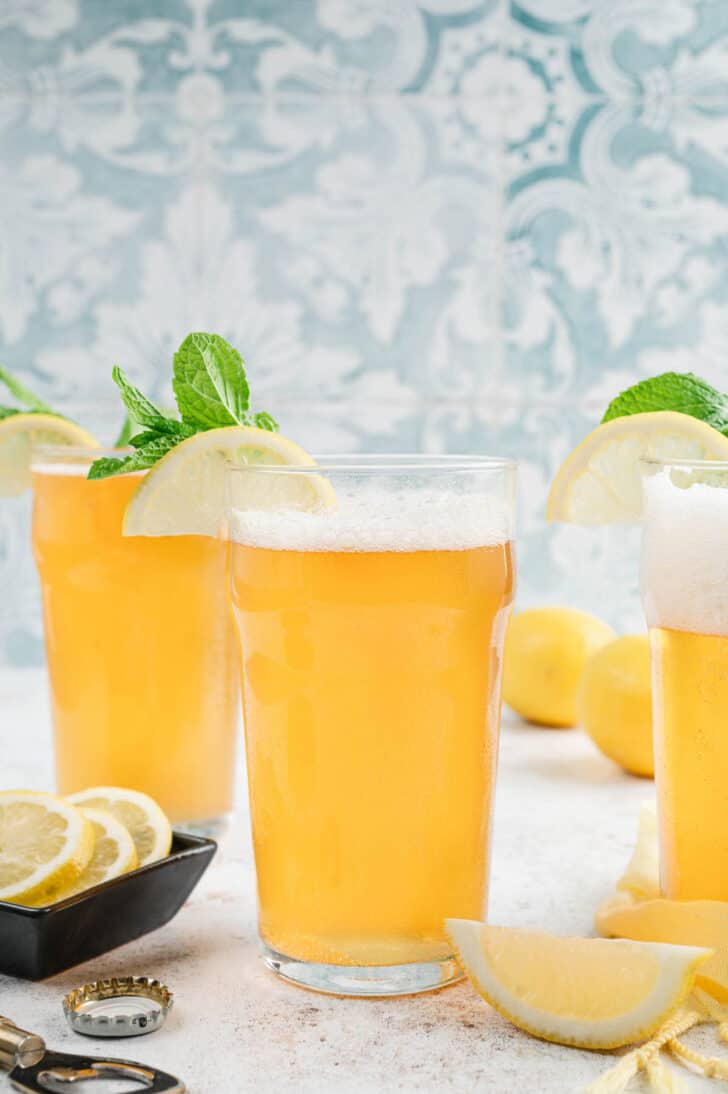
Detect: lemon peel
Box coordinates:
(591, 804, 728, 1090)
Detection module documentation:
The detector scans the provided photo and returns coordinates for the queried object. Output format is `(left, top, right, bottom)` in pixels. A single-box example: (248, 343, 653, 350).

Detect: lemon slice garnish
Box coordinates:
(69, 808, 138, 893)
(547, 411, 728, 524)
(0, 790, 95, 906)
(446, 919, 710, 1049)
(66, 787, 172, 867)
(0, 413, 99, 496)
(119, 426, 334, 537)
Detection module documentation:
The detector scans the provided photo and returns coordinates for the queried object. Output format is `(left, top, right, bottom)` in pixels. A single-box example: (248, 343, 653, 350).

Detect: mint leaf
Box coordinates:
(112, 366, 186, 437)
(127, 430, 161, 448)
(0, 365, 53, 413)
(87, 456, 130, 480)
(91, 332, 278, 480)
(113, 413, 134, 448)
(247, 410, 278, 431)
(128, 425, 194, 448)
(88, 435, 179, 480)
(0, 406, 60, 421)
(173, 332, 250, 429)
(603, 373, 728, 435)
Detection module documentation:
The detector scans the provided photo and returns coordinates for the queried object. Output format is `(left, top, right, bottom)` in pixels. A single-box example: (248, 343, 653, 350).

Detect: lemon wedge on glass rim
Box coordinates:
(547, 411, 728, 524)
(0, 413, 98, 497)
(120, 425, 335, 537)
(0, 790, 95, 906)
(446, 919, 710, 1049)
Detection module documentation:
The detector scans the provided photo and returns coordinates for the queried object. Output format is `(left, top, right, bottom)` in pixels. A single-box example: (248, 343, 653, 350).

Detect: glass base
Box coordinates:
(261, 942, 463, 997)
(174, 813, 231, 839)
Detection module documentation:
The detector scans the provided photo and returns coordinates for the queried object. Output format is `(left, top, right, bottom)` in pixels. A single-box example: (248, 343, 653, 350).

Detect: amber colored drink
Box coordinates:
(650, 627, 728, 900)
(231, 515, 514, 972)
(32, 453, 238, 826)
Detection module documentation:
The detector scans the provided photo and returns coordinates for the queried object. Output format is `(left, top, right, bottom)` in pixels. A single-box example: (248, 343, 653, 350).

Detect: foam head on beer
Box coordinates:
(642, 469, 728, 636)
(230, 489, 512, 552)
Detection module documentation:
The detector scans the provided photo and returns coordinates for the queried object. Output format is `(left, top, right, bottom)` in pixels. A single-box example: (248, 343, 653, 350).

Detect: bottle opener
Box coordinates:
(0, 1015, 185, 1092)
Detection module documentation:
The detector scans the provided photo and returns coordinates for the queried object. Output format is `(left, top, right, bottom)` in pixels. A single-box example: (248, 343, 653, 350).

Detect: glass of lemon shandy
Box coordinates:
(641, 457, 728, 900)
(227, 455, 516, 995)
(31, 446, 239, 832)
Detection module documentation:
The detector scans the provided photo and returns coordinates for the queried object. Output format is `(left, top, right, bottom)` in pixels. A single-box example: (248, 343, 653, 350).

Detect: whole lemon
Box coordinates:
(578, 634, 653, 777)
(503, 607, 615, 727)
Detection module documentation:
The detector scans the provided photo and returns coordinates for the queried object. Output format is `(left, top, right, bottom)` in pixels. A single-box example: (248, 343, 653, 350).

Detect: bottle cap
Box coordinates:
(62, 977, 173, 1039)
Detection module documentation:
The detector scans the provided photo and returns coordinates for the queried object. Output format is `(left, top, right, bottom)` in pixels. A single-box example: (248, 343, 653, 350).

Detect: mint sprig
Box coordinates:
(88, 332, 278, 480)
(113, 414, 135, 448)
(173, 332, 251, 428)
(113, 365, 189, 438)
(0, 364, 132, 449)
(88, 436, 181, 480)
(603, 372, 728, 435)
(0, 364, 56, 419)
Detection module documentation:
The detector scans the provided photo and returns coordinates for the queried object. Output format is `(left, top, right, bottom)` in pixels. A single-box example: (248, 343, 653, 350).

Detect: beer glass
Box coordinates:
(641, 457, 728, 899)
(228, 455, 516, 995)
(32, 446, 239, 832)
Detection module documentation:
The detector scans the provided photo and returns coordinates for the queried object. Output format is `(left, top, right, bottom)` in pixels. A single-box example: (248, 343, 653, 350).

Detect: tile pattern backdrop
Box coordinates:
(1, 0, 727, 664)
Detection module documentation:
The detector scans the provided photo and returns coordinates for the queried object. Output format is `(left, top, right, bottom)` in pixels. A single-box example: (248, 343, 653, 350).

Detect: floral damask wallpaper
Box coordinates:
(1, 0, 727, 664)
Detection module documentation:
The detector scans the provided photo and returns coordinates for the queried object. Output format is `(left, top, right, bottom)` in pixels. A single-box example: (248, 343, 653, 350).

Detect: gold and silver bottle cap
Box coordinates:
(62, 977, 173, 1039)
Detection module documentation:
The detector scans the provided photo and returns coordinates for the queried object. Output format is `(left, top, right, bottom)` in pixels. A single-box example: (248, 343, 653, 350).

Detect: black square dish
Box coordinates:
(0, 832, 216, 980)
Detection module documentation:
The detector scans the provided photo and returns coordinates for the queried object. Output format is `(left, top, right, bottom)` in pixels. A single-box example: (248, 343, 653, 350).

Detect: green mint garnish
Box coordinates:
(249, 410, 278, 431)
(173, 332, 251, 429)
(87, 435, 181, 480)
(112, 365, 189, 438)
(88, 332, 278, 480)
(603, 372, 728, 436)
(88, 369, 194, 478)
(0, 364, 55, 418)
(113, 414, 135, 448)
(0, 364, 131, 447)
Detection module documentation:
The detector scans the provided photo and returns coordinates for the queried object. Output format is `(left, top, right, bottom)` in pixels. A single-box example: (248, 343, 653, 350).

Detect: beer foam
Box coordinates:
(31, 464, 144, 477)
(231, 490, 512, 552)
(642, 472, 728, 635)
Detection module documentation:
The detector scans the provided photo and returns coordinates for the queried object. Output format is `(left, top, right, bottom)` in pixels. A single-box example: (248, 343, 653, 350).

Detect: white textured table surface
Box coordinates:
(0, 670, 714, 1094)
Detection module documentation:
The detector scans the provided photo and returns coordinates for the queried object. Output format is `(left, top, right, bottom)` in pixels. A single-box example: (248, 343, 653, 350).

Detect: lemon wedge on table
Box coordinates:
(0, 790, 94, 906)
(120, 425, 335, 537)
(66, 787, 172, 867)
(597, 802, 728, 1002)
(547, 411, 728, 524)
(0, 413, 98, 496)
(446, 919, 710, 1049)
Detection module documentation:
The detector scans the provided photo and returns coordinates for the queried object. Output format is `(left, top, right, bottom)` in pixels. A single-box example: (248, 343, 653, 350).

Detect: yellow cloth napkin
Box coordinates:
(589, 804, 728, 1091)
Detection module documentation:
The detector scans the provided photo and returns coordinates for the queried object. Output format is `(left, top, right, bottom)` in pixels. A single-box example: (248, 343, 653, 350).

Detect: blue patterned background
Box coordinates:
(2, 0, 727, 665)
